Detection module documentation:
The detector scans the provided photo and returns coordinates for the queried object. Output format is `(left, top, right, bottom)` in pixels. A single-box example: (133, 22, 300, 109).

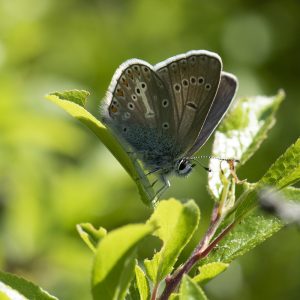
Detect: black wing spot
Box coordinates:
(205, 83, 211, 90)
(174, 83, 181, 92)
(182, 79, 189, 87)
(127, 102, 135, 110)
(189, 56, 196, 64)
(198, 77, 204, 85)
(162, 122, 170, 129)
(162, 99, 169, 107)
(141, 82, 147, 90)
(190, 76, 196, 84)
(187, 102, 197, 110)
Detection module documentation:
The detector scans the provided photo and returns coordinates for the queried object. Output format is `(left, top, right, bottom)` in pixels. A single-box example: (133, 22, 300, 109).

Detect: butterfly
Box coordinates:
(101, 50, 238, 202)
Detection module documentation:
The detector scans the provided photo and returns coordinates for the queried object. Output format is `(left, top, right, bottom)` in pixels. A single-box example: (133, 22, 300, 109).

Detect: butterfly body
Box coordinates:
(101, 50, 238, 200)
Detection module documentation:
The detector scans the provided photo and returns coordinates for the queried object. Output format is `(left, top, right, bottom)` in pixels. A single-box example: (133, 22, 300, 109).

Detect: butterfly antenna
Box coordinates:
(189, 158, 212, 172)
(192, 155, 240, 164)
(191, 155, 244, 183)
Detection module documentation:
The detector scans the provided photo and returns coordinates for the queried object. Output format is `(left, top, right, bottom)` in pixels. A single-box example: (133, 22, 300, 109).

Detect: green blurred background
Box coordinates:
(0, 0, 299, 299)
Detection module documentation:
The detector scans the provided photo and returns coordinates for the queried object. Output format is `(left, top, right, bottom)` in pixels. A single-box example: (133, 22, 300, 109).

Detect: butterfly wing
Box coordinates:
(154, 50, 222, 155)
(101, 59, 180, 168)
(186, 72, 238, 156)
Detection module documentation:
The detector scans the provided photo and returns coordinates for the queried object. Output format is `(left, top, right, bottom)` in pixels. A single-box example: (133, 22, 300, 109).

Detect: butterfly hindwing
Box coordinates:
(186, 72, 238, 156)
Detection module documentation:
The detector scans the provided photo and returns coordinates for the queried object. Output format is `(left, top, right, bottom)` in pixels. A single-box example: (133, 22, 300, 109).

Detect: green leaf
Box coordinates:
(134, 265, 150, 300)
(281, 186, 300, 202)
(203, 209, 282, 264)
(259, 138, 300, 189)
(169, 294, 180, 300)
(115, 251, 137, 300)
(143, 251, 159, 284)
(46, 90, 157, 206)
(179, 275, 207, 300)
(208, 91, 285, 200)
(50, 90, 90, 107)
(193, 262, 228, 284)
(205, 189, 299, 266)
(92, 223, 156, 300)
(235, 138, 300, 218)
(0, 270, 58, 300)
(127, 280, 141, 300)
(144, 199, 200, 284)
(76, 223, 107, 253)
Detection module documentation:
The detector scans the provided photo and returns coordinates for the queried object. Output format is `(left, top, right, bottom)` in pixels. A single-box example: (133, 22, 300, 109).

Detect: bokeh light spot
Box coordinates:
(222, 14, 272, 66)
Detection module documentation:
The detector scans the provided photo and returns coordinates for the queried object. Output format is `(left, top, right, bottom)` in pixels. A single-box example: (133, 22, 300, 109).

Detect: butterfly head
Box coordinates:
(175, 158, 196, 177)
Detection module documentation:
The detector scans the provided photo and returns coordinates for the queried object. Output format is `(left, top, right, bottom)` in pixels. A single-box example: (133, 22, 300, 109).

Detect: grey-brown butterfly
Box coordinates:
(101, 50, 238, 202)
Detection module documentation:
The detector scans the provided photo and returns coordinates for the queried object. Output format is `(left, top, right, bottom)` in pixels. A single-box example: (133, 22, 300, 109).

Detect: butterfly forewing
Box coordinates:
(102, 60, 180, 169)
(154, 51, 222, 154)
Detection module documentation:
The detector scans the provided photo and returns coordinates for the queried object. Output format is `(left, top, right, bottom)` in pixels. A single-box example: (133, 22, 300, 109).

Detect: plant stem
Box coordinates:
(158, 204, 236, 300)
(151, 284, 159, 300)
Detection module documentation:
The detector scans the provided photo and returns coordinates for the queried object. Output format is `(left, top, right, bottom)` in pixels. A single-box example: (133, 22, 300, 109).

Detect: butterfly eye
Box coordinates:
(176, 159, 194, 176)
(205, 83, 211, 91)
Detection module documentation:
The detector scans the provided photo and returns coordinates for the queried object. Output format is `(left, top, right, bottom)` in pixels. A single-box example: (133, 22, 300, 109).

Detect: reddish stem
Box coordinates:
(158, 220, 236, 300)
(151, 283, 159, 300)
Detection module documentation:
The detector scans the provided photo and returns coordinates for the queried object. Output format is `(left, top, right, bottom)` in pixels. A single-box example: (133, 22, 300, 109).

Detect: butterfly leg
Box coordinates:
(133, 166, 160, 187)
(145, 167, 161, 176)
(154, 174, 170, 200)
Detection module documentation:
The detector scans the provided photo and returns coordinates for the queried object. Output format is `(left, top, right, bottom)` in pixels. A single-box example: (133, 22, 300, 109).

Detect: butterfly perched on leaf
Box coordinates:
(101, 50, 238, 203)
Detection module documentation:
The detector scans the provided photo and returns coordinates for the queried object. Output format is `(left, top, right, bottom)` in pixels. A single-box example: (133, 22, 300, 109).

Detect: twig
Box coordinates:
(158, 206, 236, 300)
